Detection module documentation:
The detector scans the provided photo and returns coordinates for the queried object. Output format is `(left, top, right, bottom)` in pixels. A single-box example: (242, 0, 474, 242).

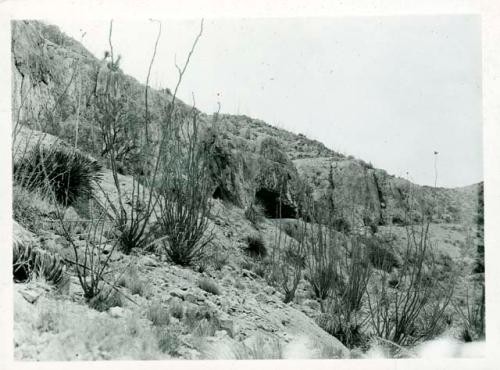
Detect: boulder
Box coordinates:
(20, 288, 42, 304)
(109, 306, 125, 318)
(219, 318, 236, 338)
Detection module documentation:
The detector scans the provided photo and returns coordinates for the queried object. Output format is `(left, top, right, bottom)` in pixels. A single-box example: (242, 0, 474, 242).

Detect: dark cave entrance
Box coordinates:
(255, 188, 296, 219)
(213, 186, 225, 200)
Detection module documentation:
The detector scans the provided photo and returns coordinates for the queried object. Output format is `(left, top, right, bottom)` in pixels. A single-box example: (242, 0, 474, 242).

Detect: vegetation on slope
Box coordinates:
(11, 20, 484, 360)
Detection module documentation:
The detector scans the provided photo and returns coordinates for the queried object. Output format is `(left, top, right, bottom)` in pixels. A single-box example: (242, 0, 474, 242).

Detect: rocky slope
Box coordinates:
(12, 20, 481, 227)
(11, 20, 484, 360)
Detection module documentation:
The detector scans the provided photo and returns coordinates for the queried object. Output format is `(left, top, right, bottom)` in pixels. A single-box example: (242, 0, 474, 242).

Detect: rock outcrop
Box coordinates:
(11, 20, 481, 227)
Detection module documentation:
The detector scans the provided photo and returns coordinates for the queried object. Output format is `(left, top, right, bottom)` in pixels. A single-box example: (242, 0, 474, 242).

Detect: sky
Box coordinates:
(47, 16, 482, 188)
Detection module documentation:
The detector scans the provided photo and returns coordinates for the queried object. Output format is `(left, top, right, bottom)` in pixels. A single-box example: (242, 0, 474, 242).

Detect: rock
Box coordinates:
(242, 269, 258, 279)
(263, 286, 275, 295)
(20, 288, 41, 304)
(166, 296, 183, 307)
(13, 221, 35, 247)
(109, 306, 125, 318)
(41, 237, 60, 254)
(63, 207, 81, 221)
(255, 293, 270, 303)
(142, 256, 160, 268)
(184, 293, 205, 304)
(214, 330, 228, 339)
(169, 289, 185, 300)
(219, 318, 235, 338)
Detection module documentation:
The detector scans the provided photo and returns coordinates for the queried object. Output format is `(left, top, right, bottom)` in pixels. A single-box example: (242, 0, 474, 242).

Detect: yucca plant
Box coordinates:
(13, 144, 102, 206)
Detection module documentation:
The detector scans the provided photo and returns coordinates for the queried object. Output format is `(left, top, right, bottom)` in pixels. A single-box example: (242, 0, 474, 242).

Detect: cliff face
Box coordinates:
(11, 20, 481, 227)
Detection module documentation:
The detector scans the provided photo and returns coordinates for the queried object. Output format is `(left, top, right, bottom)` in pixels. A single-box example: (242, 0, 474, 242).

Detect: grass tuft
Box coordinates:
(147, 302, 170, 327)
(198, 278, 221, 295)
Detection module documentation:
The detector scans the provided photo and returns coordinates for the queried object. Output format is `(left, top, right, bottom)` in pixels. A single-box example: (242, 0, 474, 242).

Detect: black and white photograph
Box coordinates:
(2, 0, 499, 367)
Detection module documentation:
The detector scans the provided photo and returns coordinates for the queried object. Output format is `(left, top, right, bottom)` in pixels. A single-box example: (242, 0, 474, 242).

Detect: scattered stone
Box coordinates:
(13, 221, 36, 246)
(263, 286, 275, 295)
(184, 293, 205, 304)
(242, 269, 258, 279)
(255, 293, 270, 303)
(109, 306, 125, 318)
(142, 257, 160, 268)
(214, 330, 228, 339)
(170, 289, 185, 300)
(63, 207, 80, 221)
(219, 318, 235, 338)
(20, 288, 41, 304)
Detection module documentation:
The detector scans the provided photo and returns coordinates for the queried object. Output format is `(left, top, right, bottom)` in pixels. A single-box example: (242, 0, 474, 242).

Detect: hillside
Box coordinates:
(11, 20, 484, 360)
(12, 20, 482, 226)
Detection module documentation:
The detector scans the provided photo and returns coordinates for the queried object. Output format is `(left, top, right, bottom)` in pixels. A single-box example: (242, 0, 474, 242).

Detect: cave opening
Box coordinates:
(255, 188, 296, 219)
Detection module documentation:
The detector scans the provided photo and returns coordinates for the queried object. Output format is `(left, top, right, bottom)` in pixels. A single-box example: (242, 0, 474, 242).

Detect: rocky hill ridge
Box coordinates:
(12, 20, 481, 227)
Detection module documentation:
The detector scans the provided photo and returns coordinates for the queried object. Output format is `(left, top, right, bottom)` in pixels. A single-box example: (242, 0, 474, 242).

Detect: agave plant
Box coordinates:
(13, 238, 67, 287)
(14, 144, 102, 206)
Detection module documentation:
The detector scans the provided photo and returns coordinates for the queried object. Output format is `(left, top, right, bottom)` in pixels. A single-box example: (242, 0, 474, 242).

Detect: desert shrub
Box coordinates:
(113, 200, 154, 255)
(245, 202, 265, 227)
(212, 254, 228, 271)
(365, 237, 401, 272)
(205, 246, 229, 271)
(13, 237, 67, 287)
(93, 60, 155, 256)
(156, 113, 214, 266)
(338, 237, 372, 312)
(88, 287, 123, 312)
(59, 200, 120, 302)
(192, 318, 220, 337)
(147, 302, 170, 327)
(259, 137, 288, 164)
(169, 301, 184, 320)
(183, 305, 220, 336)
(228, 335, 284, 359)
(305, 221, 340, 301)
(266, 217, 307, 303)
(198, 278, 221, 295)
(453, 282, 485, 342)
(367, 222, 455, 346)
(318, 236, 372, 349)
(240, 259, 254, 271)
(359, 160, 374, 170)
(156, 329, 181, 356)
(14, 144, 102, 206)
(117, 268, 150, 297)
(391, 215, 407, 226)
(13, 186, 57, 232)
(317, 312, 368, 350)
(245, 234, 267, 258)
(331, 217, 351, 233)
